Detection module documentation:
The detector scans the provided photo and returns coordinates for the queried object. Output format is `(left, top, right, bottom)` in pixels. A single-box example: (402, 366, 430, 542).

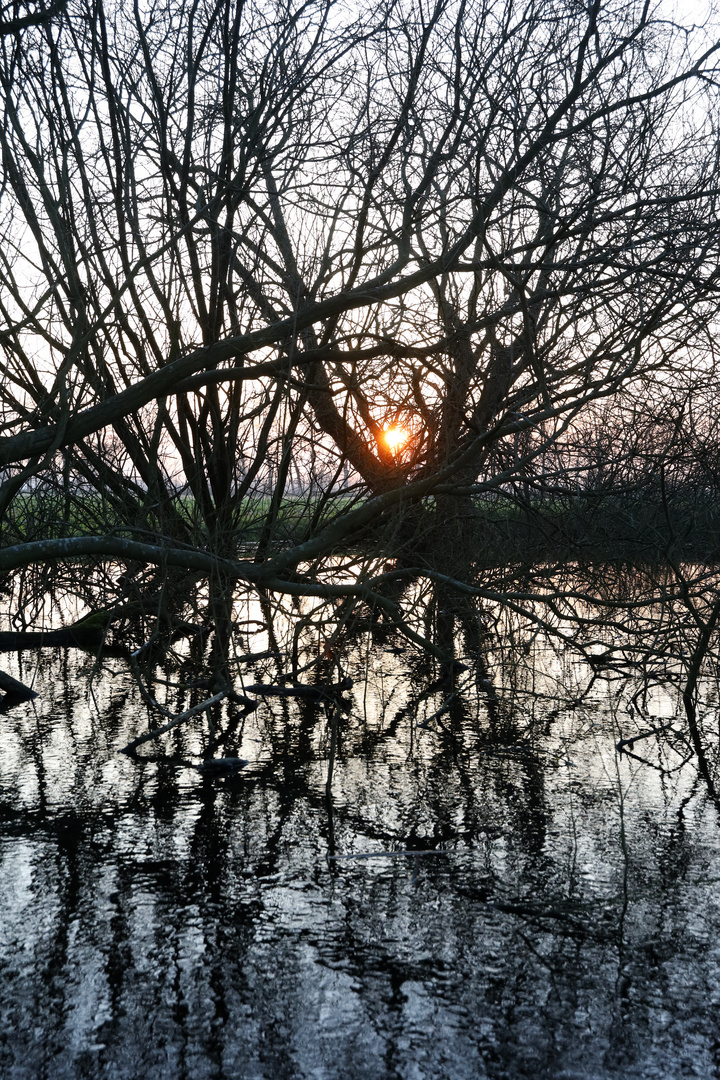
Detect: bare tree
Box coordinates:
(0, 0, 718, 664)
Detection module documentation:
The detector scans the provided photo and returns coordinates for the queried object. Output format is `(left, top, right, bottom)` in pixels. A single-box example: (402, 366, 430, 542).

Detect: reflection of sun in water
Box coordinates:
(382, 426, 408, 453)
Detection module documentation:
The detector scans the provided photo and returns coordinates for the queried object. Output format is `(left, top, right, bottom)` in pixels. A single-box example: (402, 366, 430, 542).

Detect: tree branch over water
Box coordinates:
(1, 0, 720, 765)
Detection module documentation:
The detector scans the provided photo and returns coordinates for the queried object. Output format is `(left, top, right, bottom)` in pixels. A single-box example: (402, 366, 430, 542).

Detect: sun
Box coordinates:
(381, 425, 409, 454)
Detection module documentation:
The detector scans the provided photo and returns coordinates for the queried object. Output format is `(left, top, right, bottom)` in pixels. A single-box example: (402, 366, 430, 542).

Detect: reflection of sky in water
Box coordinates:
(0, 586, 719, 1078)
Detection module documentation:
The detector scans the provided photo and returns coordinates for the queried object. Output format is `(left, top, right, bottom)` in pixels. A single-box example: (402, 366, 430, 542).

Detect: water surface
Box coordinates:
(1, 587, 720, 1079)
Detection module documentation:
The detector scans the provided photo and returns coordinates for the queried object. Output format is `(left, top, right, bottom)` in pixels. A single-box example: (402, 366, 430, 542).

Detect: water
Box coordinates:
(1, 593, 720, 1078)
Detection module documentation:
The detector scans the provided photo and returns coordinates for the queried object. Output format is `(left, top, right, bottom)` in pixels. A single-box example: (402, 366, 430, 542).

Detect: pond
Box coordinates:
(1, 570, 720, 1079)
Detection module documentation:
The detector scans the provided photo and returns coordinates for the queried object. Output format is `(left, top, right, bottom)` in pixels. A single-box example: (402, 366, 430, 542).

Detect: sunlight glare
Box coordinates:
(382, 426, 408, 453)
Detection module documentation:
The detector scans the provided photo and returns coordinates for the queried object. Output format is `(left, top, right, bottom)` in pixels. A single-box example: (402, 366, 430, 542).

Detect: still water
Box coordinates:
(1, 589, 720, 1079)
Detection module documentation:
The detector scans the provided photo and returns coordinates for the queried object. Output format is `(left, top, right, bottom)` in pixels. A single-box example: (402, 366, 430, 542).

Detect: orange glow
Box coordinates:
(381, 425, 409, 453)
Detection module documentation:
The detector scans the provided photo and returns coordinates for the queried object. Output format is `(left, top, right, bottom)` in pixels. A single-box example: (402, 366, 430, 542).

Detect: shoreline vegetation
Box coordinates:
(2, 485, 718, 565)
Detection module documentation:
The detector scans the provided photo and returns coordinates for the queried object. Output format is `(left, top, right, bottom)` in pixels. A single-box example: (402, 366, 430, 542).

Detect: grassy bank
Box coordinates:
(3, 485, 720, 568)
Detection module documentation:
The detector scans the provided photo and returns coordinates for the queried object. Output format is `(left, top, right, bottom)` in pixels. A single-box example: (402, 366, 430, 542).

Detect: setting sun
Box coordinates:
(381, 426, 408, 454)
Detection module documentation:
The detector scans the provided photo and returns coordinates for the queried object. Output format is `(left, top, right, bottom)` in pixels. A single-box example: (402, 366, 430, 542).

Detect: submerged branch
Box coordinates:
(0, 667, 37, 700)
(119, 691, 227, 754)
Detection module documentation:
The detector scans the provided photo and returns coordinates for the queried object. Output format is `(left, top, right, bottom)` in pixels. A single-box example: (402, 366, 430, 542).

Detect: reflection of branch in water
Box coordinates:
(614, 712, 695, 774)
(615, 722, 683, 755)
(662, 557, 720, 808)
(616, 745, 695, 775)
